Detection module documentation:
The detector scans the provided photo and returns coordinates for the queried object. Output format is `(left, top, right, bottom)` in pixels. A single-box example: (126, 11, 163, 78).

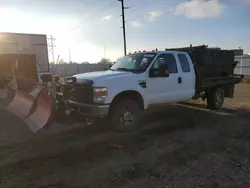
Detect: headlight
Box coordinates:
(93, 87, 107, 103)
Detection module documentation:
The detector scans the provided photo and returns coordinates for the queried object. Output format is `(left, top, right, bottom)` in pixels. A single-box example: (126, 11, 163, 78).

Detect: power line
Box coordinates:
(68, 0, 114, 33)
(129, 0, 151, 9)
(47, 35, 56, 63)
(126, 0, 215, 23)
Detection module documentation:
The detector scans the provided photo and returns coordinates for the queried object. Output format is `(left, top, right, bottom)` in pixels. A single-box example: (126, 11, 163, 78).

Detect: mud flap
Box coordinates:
(222, 84, 236, 98)
(24, 88, 54, 133)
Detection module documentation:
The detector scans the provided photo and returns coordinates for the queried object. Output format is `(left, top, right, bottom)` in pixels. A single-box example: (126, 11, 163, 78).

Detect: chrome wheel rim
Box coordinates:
(120, 109, 133, 126)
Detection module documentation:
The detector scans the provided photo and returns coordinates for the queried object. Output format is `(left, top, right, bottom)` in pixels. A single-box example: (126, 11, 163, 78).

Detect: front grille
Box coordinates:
(69, 84, 93, 104)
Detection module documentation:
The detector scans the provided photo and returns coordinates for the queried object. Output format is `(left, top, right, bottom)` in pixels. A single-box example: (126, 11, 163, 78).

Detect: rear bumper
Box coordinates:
(69, 100, 110, 117)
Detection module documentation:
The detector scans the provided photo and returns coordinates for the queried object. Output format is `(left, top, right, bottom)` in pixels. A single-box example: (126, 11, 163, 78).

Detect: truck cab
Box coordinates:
(100, 51, 196, 108)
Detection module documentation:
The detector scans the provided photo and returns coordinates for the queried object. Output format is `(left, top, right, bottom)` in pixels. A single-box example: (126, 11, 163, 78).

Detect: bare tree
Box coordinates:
(81, 61, 90, 64)
(99, 58, 111, 64)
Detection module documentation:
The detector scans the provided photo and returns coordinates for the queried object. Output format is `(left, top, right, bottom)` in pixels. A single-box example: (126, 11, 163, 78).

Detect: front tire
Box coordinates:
(109, 99, 142, 132)
(207, 87, 225, 109)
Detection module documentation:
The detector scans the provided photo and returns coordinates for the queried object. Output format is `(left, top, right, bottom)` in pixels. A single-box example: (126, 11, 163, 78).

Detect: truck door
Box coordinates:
(146, 53, 183, 104)
(176, 53, 196, 100)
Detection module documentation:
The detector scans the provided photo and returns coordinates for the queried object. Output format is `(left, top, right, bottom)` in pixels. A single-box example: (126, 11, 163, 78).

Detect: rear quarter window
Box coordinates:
(178, 54, 191, 72)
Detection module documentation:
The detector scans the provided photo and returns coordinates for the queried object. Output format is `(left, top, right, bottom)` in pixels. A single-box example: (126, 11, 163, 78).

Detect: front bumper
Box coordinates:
(69, 100, 110, 117)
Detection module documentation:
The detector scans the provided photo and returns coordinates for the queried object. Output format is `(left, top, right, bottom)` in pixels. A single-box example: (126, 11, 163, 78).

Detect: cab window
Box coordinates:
(152, 54, 178, 73)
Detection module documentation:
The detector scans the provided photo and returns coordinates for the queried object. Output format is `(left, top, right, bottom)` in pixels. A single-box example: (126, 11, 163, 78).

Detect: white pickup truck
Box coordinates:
(58, 46, 241, 131)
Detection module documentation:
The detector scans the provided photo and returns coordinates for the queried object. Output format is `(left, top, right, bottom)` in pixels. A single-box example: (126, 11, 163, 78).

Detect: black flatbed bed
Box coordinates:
(201, 76, 241, 89)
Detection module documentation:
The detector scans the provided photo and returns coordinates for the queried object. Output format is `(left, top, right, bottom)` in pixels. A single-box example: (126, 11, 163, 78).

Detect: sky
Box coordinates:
(0, 0, 249, 63)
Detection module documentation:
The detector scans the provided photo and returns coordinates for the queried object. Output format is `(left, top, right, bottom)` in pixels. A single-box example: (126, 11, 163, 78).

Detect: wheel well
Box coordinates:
(111, 90, 144, 109)
(205, 85, 232, 98)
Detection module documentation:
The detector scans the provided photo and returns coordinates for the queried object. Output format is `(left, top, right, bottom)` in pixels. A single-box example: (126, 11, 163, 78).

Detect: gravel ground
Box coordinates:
(0, 83, 249, 188)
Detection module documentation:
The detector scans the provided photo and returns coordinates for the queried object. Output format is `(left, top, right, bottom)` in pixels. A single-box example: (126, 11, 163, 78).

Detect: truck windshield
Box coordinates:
(110, 53, 156, 72)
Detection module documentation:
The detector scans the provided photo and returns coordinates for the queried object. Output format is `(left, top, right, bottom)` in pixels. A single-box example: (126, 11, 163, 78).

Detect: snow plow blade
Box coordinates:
(6, 60, 56, 133)
(7, 86, 55, 134)
(7, 86, 43, 120)
(24, 88, 54, 133)
(7, 90, 34, 119)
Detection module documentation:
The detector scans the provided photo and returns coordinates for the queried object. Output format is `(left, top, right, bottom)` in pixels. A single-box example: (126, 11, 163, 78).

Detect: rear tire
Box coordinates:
(109, 99, 142, 132)
(207, 87, 225, 109)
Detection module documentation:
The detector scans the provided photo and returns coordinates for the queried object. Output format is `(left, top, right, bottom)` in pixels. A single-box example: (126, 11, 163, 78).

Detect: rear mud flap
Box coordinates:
(24, 89, 54, 133)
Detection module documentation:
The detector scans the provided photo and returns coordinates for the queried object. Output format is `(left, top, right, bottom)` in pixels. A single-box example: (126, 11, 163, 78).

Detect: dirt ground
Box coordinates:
(0, 83, 249, 188)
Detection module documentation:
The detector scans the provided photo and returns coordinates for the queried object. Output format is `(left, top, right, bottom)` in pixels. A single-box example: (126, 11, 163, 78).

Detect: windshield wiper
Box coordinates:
(116, 68, 132, 72)
(115, 68, 145, 73)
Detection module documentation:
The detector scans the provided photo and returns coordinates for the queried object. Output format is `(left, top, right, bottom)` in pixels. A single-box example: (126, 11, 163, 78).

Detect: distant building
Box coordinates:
(231, 49, 244, 56)
(235, 54, 250, 76)
(0, 32, 49, 73)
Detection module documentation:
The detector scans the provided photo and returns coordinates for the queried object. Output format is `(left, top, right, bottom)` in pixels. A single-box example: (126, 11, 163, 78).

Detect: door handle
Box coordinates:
(178, 77, 182, 84)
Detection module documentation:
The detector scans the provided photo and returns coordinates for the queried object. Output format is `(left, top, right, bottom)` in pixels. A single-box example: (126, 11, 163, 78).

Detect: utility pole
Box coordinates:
(68, 48, 71, 63)
(104, 44, 106, 58)
(118, 0, 128, 56)
(47, 35, 56, 63)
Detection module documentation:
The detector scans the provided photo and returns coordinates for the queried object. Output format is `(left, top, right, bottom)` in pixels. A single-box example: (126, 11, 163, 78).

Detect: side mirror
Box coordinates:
(149, 68, 161, 77)
(149, 66, 169, 78)
(149, 64, 169, 78)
